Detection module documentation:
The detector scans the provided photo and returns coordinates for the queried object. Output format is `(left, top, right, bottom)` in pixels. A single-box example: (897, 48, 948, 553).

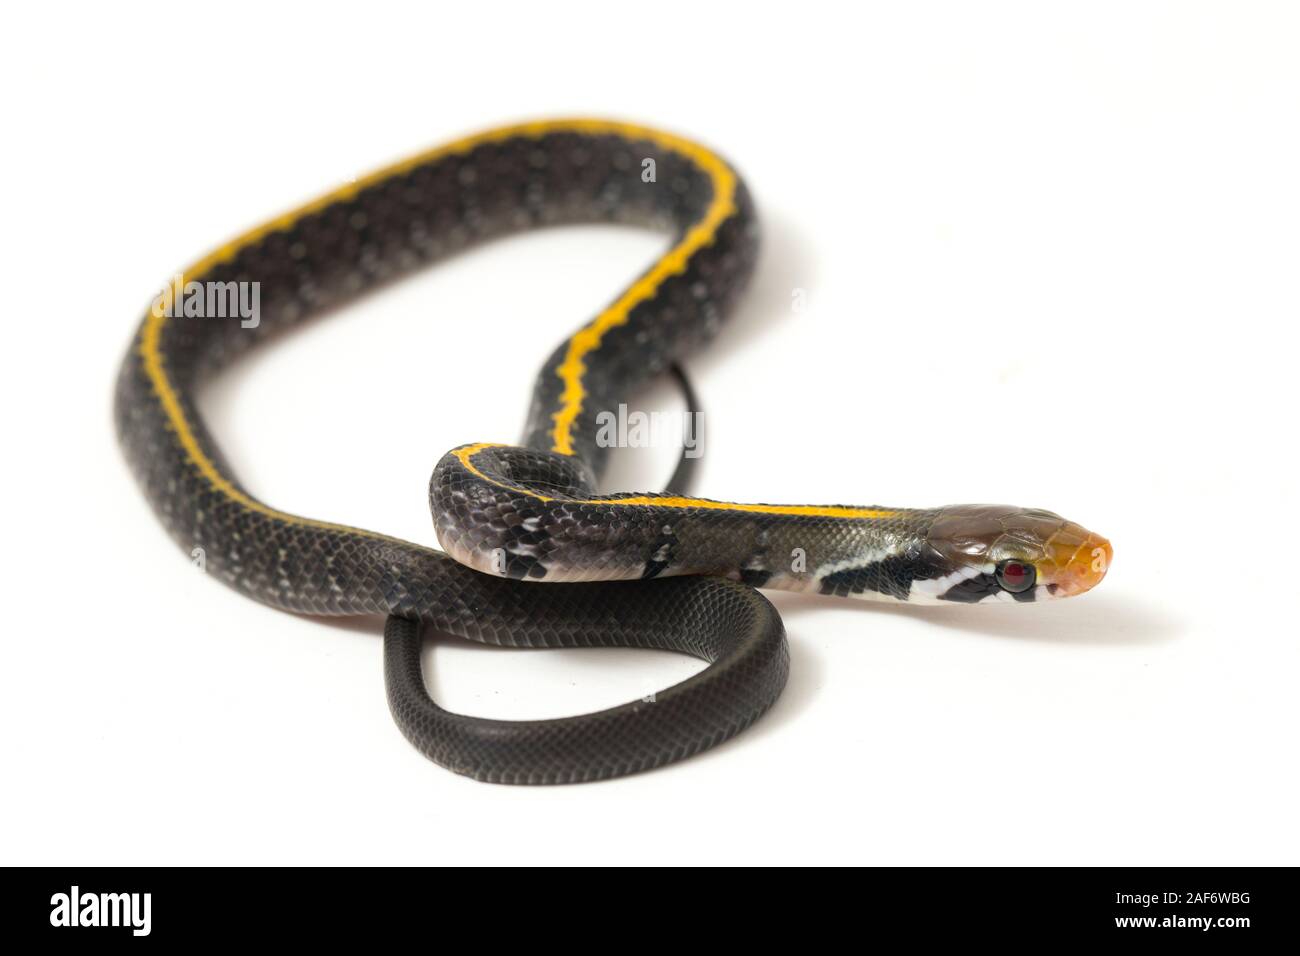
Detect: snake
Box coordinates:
(115, 118, 1112, 785)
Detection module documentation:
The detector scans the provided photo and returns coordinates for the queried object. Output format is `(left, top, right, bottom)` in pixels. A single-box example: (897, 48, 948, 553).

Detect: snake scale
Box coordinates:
(115, 119, 1111, 785)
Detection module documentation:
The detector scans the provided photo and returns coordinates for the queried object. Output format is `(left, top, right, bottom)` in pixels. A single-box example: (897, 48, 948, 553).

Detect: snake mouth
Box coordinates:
(1041, 525, 1112, 598)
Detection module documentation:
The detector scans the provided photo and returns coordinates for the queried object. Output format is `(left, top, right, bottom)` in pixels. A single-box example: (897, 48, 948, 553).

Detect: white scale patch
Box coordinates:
(811, 550, 895, 581)
(907, 565, 995, 605)
(808, 550, 913, 604)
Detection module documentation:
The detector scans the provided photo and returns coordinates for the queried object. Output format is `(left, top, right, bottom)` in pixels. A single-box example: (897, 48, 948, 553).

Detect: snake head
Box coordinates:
(920, 505, 1112, 603)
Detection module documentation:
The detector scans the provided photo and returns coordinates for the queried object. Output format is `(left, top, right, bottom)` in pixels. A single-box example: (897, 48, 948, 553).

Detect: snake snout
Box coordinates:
(1042, 524, 1112, 598)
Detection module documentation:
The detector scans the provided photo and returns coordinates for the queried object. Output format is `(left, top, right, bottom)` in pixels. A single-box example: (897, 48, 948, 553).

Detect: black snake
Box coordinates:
(115, 119, 1111, 785)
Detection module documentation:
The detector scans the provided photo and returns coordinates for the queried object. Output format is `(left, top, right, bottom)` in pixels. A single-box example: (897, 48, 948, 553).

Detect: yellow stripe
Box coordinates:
(545, 131, 738, 455)
(138, 119, 738, 536)
(452, 443, 898, 520)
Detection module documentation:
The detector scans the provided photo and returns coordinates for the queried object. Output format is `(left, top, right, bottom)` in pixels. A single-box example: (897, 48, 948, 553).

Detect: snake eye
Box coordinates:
(996, 559, 1036, 593)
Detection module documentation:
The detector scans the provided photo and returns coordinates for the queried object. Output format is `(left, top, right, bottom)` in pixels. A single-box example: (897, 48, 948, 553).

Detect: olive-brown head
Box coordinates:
(917, 505, 1112, 604)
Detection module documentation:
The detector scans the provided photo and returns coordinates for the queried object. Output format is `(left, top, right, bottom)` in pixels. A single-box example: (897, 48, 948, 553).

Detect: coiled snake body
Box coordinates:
(116, 119, 1111, 784)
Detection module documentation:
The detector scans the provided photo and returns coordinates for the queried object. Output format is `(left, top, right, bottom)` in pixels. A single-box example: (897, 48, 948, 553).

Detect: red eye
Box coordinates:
(996, 560, 1035, 593)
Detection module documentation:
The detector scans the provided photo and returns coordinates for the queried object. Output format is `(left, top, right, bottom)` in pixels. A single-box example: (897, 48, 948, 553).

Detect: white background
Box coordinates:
(3, 2, 1298, 865)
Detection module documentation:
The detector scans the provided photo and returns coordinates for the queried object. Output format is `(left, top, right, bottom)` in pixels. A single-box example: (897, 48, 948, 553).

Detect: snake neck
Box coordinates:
(431, 443, 942, 602)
